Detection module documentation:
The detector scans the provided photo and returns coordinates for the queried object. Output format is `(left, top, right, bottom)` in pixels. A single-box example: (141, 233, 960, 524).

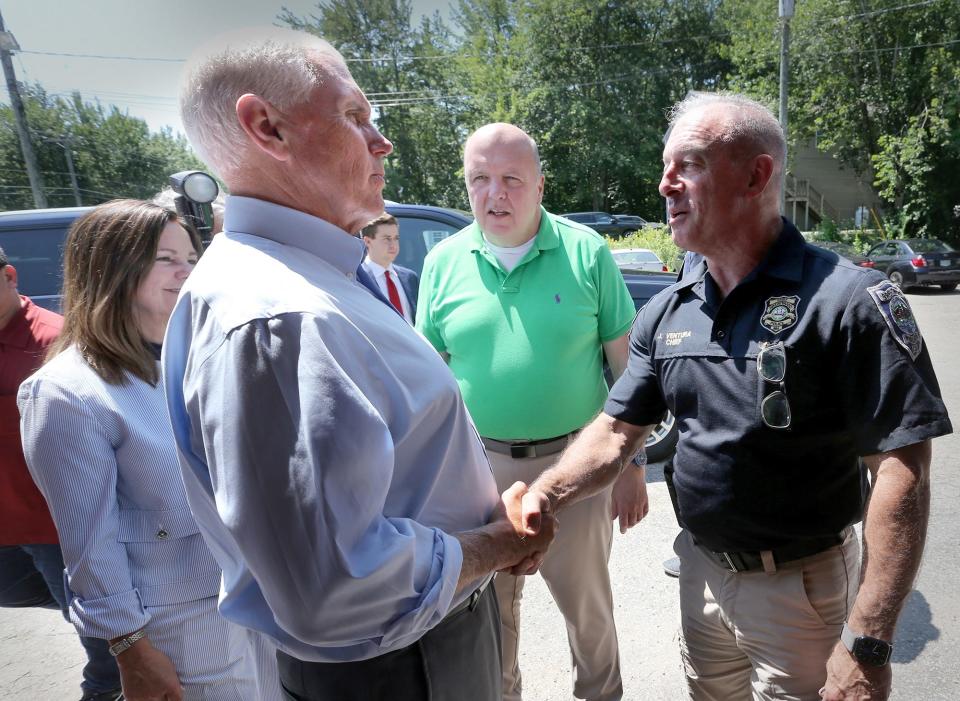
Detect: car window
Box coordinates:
(866, 243, 885, 256)
(0, 226, 66, 300)
(909, 239, 954, 253)
(394, 216, 459, 274)
(884, 243, 900, 255)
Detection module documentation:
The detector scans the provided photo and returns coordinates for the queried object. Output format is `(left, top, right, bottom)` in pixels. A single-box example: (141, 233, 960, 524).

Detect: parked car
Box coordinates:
(561, 211, 636, 237)
(610, 214, 653, 230)
(864, 238, 960, 291)
(811, 241, 874, 268)
(0, 203, 680, 460)
(611, 247, 669, 272)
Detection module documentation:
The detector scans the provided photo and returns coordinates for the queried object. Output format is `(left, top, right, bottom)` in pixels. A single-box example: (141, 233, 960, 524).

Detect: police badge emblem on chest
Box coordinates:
(867, 280, 922, 360)
(760, 295, 800, 334)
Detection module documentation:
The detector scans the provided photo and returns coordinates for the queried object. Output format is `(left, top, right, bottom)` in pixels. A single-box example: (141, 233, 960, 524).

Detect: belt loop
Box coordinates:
(760, 550, 777, 574)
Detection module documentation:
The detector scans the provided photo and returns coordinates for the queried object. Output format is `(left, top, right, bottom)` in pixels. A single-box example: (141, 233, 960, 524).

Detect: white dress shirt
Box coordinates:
(363, 257, 414, 324)
(162, 196, 499, 663)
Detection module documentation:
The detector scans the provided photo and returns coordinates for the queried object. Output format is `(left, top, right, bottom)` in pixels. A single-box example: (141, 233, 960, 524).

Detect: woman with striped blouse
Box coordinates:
(18, 200, 280, 701)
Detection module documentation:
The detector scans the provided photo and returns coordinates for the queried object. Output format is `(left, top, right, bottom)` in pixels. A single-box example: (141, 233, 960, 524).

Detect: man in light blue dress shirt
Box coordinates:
(163, 28, 555, 701)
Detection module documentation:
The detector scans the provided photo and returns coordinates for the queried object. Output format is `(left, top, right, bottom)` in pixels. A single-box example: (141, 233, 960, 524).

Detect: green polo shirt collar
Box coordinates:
(467, 206, 560, 270)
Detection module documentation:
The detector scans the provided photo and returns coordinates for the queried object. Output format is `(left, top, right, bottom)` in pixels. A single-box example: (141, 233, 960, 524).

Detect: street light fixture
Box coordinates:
(169, 170, 219, 244)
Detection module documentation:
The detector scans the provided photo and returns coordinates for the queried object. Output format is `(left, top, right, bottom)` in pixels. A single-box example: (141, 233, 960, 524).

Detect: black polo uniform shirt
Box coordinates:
(605, 219, 952, 552)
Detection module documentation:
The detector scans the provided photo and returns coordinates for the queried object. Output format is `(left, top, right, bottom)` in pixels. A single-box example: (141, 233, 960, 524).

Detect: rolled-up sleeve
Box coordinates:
(182, 312, 462, 655)
(18, 380, 148, 639)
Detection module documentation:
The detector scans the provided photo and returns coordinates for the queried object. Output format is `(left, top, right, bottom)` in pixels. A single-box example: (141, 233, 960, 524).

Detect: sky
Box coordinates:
(1, 0, 452, 135)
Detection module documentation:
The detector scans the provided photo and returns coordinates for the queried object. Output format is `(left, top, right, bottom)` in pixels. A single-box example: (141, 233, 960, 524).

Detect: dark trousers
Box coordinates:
(0, 544, 121, 694)
(278, 584, 502, 701)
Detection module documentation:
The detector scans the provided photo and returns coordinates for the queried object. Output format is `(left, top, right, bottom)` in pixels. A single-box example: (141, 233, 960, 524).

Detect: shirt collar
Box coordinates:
(363, 257, 395, 277)
(223, 196, 367, 276)
(0, 296, 35, 349)
(467, 206, 560, 253)
(675, 217, 806, 295)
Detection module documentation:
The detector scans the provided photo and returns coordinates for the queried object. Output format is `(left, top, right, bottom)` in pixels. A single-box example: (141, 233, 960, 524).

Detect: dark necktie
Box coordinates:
(384, 270, 404, 315)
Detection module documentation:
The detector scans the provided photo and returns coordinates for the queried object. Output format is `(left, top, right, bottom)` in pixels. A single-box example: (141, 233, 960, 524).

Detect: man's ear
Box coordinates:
(236, 94, 292, 162)
(745, 154, 775, 198)
(3, 264, 17, 288)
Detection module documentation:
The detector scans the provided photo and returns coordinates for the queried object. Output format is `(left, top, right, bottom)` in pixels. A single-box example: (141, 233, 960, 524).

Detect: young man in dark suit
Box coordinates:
(361, 214, 419, 324)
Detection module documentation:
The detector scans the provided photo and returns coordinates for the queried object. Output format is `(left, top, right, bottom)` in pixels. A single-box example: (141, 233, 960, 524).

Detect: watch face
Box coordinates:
(853, 636, 892, 667)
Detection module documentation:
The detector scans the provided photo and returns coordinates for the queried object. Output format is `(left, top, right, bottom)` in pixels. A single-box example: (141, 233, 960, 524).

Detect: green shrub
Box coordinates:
(606, 225, 683, 271)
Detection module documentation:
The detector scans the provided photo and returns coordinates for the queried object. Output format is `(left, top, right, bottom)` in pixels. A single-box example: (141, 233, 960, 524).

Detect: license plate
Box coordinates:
(941, 259, 952, 267)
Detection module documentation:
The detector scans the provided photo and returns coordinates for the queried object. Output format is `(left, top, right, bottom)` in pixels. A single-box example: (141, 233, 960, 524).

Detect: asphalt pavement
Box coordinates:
(2, 289, 958, 700)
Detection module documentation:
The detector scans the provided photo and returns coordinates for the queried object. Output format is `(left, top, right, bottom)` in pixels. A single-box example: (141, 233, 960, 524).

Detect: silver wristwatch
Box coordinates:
(109, 628, 147, 657)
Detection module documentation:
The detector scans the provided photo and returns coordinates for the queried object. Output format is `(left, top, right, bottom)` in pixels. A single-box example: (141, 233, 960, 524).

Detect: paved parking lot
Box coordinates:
(2, 289, 958, 700)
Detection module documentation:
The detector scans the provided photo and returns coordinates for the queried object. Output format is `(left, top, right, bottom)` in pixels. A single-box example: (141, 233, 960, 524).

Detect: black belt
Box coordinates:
(480, 433, 572, 459)
(698, 534, 843, 573)
(445, 576, 492, 618)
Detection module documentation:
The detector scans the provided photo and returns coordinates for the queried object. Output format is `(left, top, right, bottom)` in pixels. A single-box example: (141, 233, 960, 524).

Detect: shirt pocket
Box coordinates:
(118, 508, 221, 606)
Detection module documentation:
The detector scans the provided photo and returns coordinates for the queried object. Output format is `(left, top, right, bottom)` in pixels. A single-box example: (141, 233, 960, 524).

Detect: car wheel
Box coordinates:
(644, 411, 679, 463)
(941, 283, 958, 292)
(888, 270, 909, 290)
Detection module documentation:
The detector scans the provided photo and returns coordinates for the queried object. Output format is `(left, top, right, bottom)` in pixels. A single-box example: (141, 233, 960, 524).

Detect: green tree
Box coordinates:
(722, 0, 960, 242)
(0, 85, 204, 211)
(281, 0, 471, 208)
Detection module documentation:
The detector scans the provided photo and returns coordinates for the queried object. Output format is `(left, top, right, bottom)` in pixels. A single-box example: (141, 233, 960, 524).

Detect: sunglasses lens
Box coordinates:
(758, 345, 786, 383)
(761, 390, 791, 429)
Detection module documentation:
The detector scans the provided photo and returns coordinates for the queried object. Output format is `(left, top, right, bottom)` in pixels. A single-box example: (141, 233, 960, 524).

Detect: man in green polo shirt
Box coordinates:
(417, 123, 647, 701)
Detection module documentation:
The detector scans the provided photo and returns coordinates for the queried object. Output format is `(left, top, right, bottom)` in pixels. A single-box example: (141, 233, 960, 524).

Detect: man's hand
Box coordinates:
(499, 481, 557, 576)
(115, 635, 183, 701)
(820, 642, 891, 700)
(610, 466, 649, 534)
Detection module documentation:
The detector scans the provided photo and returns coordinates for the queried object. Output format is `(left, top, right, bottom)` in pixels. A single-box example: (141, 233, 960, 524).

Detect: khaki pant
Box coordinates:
(488, 448, 623, 701)
(675, 528, 860, 701)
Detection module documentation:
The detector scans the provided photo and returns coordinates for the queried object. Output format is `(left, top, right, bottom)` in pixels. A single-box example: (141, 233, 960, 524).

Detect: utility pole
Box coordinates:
(778, 0, 795, 215)
(45, 135, 82, 206)
(0, 8, 47, 208)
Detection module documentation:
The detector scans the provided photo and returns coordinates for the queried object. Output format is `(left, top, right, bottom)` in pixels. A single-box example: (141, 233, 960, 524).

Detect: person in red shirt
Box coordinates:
(0, 246, 122, 701)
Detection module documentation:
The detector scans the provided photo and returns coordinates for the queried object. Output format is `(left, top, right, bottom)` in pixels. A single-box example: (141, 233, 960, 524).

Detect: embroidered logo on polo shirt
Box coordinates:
(760, 295, 800, 334)
(867, 280, 922, 360)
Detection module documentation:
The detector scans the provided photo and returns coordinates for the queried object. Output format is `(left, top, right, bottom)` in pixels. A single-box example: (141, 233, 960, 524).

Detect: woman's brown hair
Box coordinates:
(49, 199, 201, 385)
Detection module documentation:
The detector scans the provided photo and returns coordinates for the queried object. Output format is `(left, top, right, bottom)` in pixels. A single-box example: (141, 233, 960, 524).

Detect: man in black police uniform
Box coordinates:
(517, 92, 952, 700)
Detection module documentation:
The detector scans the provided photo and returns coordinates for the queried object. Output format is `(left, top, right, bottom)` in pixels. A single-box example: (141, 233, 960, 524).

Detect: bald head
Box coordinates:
(464, 123, 541, 175)
(463, 123, 545, 247)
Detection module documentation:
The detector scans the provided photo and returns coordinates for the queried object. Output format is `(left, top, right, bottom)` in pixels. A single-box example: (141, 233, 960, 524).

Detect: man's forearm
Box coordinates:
(849, 441, 931, 640)
(455, 525, 520, 591)
(532, 413, 651, 513)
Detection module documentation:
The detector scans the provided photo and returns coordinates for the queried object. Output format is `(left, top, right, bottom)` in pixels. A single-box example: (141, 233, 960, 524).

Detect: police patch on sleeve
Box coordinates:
(760, 295, 800, 334)
(867, 280, 922, 360)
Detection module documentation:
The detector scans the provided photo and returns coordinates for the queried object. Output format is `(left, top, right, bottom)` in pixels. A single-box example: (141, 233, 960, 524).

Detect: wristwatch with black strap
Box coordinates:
(840, 622, 893, 667)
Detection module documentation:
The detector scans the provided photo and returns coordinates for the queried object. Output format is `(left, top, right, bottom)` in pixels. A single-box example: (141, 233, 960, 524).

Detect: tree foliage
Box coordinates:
(276, 0, 959, 242)
(722, 0, 960, 241)
(0, 85, 204, 211)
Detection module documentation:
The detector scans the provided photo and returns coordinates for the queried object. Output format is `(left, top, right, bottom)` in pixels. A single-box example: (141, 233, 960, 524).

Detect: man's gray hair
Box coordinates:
(179, 27, 339, 177)
(668, 92, 786, 178)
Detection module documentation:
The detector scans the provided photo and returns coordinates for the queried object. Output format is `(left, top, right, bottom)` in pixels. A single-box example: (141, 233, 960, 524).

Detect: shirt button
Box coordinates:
(156, 529, 169, 540)
(346, 272, 355, 280)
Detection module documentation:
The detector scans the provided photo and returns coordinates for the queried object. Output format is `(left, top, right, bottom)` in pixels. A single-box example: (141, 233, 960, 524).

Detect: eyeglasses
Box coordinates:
(757, 341, 791, 430)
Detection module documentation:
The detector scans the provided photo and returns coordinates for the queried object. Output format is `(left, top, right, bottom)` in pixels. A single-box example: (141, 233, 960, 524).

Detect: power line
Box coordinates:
(17, 31, 732, 67)
(828, 0, 948, 22)
(20, 50, 184, 63)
